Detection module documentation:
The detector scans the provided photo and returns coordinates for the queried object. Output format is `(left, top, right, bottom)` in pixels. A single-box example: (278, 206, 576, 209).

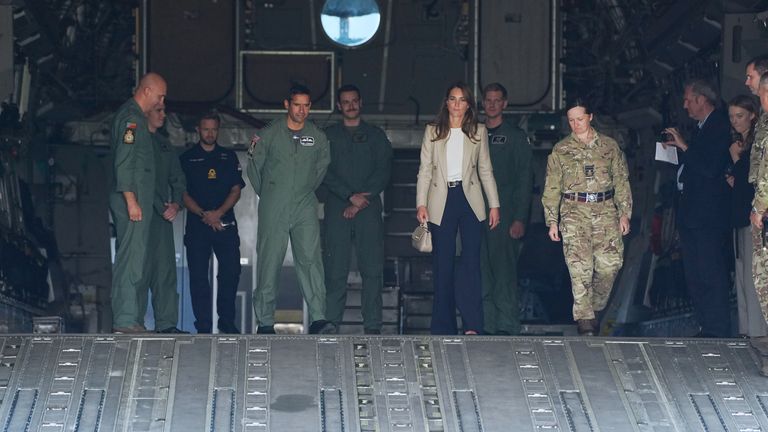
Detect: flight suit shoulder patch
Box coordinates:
(123, 122, 137, 145)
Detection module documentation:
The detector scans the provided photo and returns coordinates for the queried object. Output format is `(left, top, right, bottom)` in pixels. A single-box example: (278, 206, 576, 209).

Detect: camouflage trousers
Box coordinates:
(751, 225, 768, 327)
(735, 226, 766, 336)
(559, 199, 623, 321)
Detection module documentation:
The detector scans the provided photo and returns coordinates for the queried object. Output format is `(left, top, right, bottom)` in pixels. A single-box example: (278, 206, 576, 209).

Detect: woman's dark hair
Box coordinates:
(728, 94, 759, 147)
(565, 97, 592, 115)
(431, 81, 479, 142)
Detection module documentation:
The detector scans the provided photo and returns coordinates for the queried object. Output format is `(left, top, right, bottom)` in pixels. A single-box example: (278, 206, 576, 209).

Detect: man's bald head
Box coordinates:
(134, 72, 167, 113)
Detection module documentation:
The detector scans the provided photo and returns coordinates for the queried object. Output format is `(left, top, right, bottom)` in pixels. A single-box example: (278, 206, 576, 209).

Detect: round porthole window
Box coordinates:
(321, 0, 381, 47)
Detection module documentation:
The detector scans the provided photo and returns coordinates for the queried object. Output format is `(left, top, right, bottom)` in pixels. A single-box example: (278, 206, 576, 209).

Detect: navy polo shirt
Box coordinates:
(180, 143, 246, 227)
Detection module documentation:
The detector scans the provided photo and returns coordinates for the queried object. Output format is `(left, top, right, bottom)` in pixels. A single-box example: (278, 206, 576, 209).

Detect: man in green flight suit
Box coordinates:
(137, 103, 187, 333)
(247, 84, 335, 334)
(109, 72, 167, 333)
(322, 84, 393, 334)
(480, 83, 533, 335)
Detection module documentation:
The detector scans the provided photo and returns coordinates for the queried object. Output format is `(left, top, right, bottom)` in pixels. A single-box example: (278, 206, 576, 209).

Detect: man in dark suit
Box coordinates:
(663, 79, 732, 337)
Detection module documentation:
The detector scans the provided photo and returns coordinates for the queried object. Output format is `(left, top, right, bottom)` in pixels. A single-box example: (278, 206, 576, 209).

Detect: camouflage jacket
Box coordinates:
(748, 112, 768, 185)
(541, 129, 632, 226)
(751, 113, 768, 211)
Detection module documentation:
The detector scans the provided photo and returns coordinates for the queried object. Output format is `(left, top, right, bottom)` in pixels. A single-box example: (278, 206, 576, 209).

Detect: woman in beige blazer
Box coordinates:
(416, 82, 501, 335)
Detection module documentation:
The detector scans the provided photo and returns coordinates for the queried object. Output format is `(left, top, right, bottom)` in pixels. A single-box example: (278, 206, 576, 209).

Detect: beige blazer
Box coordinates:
(416, 124, 500, 225)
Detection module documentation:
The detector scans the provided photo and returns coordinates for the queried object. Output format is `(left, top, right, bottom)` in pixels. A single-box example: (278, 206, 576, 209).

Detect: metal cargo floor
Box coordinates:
(1, 335, 767, 431)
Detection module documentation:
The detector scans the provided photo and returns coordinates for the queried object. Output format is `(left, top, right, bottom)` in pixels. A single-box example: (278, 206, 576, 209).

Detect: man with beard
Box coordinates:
(321, 85, 392, 334)
(247, 84, 334, 334)
(180, 112, 246, 334)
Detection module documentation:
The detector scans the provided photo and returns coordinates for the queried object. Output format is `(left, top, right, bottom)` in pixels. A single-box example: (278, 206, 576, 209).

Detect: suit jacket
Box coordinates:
(678, 108, 732, 229)
(416, 123, 500, 225)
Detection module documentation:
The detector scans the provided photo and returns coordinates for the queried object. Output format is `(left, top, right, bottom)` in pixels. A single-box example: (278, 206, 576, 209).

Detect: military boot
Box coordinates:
(577, 319, 595, 336)
(309, 320, 337, 335)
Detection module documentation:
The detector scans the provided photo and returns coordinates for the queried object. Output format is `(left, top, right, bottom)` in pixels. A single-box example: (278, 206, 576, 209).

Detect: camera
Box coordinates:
(659, 131, 673, 142)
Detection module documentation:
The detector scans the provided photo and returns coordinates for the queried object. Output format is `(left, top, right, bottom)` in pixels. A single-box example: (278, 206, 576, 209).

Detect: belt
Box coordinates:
(562, 189, 614, 203)
(447, 180, 462, 188)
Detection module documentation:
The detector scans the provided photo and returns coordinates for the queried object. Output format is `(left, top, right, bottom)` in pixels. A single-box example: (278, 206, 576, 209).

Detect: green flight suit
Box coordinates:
(481, 120, 532, 335)
(322, 121, 393, 331)
(137, 133, 186, 331)
(109, 99, 155, 329)
(247, 120, 331, 326)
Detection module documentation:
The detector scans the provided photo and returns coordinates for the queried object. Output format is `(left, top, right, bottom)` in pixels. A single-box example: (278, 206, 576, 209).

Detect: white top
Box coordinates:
(446, 128, 464, 181)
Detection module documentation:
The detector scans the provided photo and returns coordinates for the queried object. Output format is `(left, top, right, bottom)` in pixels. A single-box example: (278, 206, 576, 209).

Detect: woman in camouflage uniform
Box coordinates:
(542, 99, 632, 335)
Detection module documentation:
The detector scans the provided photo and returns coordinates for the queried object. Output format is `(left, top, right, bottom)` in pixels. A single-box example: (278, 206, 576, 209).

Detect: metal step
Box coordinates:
(337, 273, 401, 333)
(389, 156, 419, 184)
(384, 183, 416, 211)
(341, 306, 399, 324)
(384, 209, 418, 235)
(343, 284, 400, 309)
(384, 233, 425, 257)
(1, 334, 766, 431)
(401, 294, 463, 334)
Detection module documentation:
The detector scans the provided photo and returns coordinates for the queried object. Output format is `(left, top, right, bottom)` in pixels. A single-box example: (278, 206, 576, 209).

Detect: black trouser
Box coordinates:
(185, 223, 241, 333)
(679, 226, 731, 337)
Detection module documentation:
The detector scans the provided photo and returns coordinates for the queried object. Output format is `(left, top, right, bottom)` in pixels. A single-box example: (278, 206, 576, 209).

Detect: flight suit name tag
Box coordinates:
(491, 135, 507, 145)
(123, 122, 137, 145)
(352, 133, 368, 143)
(584, 164, 595, 178)
(300, 136, 315, 146)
